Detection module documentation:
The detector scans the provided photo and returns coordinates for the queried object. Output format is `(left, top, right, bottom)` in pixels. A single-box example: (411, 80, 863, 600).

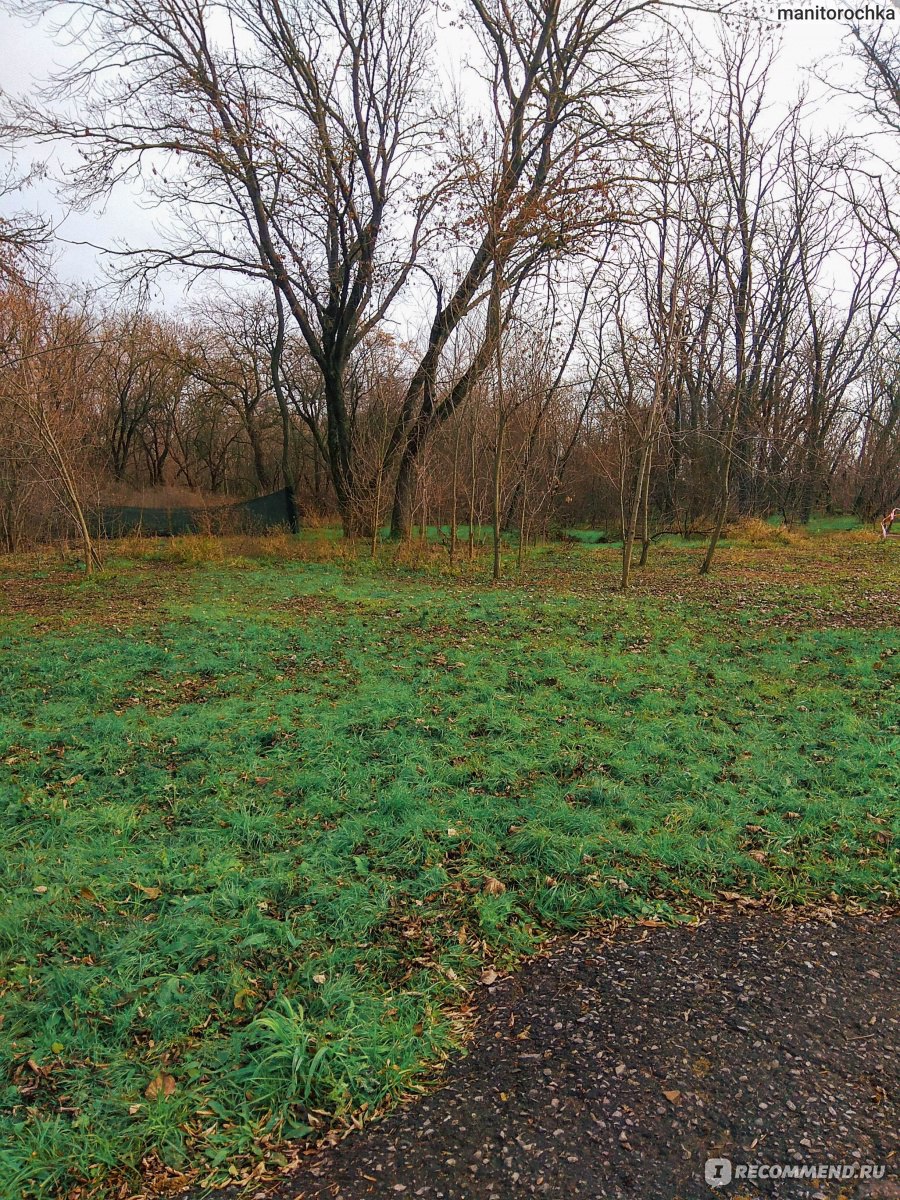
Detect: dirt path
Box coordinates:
(211, 912, 899, 1200)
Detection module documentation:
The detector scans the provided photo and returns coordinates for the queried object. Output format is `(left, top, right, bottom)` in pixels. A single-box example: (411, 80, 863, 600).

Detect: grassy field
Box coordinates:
(0, 528, 897, 1197)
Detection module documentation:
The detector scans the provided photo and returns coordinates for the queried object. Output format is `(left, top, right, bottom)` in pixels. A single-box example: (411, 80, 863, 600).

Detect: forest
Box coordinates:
(2, 9, 900, 577)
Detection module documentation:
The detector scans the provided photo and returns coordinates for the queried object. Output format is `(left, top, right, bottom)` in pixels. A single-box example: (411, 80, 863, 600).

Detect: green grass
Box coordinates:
(804, 513, 864, 534)
(0, 533, 897, 1196)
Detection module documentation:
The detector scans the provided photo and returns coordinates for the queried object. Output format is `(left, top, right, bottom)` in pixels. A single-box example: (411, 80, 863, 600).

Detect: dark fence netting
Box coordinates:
(98, 488, 295, 538)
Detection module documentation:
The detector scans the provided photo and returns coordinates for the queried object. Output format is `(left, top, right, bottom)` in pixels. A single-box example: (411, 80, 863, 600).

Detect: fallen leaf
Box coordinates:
(312, 973, 327, 984)
(33, 886, 47, 895)
(482, 877, 506, 896)
(663, 1089, 681, 1103)
(747, 850, 768, 864)
(144, 1072, 176, 1100)
(480, 968, 498, 985)
(692, 1056, 711, 1079)
(131, 883, 162, 899)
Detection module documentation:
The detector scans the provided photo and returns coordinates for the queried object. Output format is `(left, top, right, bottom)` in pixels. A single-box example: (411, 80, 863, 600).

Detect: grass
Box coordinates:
(0, 530, 897, 1197)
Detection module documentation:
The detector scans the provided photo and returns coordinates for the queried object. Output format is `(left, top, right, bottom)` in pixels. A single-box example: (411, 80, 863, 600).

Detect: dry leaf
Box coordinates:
(132, 883, 162, 899)
(33, 886, 47, 895)
(145, 1072, 176, 1100)
(312, 973, 327, 984)
(663, 1089, 681, 1103)
(480, 968, 498, 985)
(747, 850, 768, 863)
(482, 877, 506, 896)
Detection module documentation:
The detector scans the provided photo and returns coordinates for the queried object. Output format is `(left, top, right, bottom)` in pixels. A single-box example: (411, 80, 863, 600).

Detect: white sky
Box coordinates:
(0, 4, 870, 307)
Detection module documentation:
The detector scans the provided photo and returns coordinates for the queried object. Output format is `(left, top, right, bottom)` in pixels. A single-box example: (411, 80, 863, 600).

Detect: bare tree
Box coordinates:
(0, 276, 103, 570)
(384, 0, 658, 538)
(13, 0, 441, 530)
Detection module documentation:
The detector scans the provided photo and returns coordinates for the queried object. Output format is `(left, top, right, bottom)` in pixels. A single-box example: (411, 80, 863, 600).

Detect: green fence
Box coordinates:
(98, 488, 294, 538)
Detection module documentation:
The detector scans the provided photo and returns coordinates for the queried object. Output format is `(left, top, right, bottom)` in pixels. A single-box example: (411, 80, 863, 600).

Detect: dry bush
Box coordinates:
(105, 528, 364, 565)
(299, 509, 337, 530)
(151, 535, 227, 565)
(99, 484, 229, 510)
(727, 517, 808, 547)
(844, 526, 883, 545)
(391, 539, 450, 569)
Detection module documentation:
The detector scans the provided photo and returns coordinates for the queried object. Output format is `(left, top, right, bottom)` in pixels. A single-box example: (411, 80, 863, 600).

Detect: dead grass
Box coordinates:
(98, 483, 232, 510)
(726, 517, 808, 547)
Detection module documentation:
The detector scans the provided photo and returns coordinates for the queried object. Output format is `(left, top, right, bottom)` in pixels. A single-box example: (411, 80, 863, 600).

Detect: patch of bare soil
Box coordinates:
(630, 572, 898, 631)
(525, 546, 899, 630)
(0, 562, 188, 629)
(271, 594, 352, 620)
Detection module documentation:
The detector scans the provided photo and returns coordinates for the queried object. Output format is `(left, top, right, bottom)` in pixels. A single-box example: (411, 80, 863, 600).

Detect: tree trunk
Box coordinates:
(517, 469, 528, 572)
(371, 465, 383, 558)
(468, 419, 477, 561)
(391, 448, 416, 540)
(638, 444, 653, 568)
(35, 404, 102, 574)
(492, 416, 506, 582)
(247, 419, 271, 493)
(700, 389, 742, 575)
(621, 435, 652, 591)
(270, 302, 300, 533)
(450, 424, 460, 565)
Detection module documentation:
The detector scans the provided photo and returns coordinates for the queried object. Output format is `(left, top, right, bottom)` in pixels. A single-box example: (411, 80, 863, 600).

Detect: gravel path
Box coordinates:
(229, 912, 900, 1200)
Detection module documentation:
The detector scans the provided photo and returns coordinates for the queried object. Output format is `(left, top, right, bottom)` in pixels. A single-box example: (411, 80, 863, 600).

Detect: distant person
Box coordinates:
(880, 507, 897, 539)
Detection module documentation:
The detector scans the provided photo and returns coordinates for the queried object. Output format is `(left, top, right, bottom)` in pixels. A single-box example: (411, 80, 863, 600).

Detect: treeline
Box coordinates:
(2, 5, 900, 578)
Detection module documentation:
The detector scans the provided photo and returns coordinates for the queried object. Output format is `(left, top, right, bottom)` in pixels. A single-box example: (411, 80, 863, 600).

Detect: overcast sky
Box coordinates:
(0, 4, 866, 308)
